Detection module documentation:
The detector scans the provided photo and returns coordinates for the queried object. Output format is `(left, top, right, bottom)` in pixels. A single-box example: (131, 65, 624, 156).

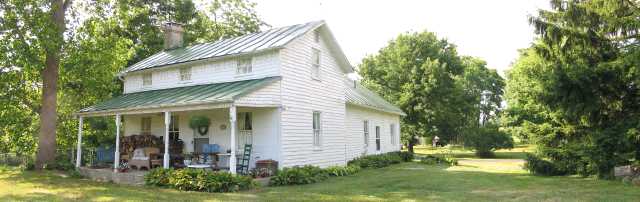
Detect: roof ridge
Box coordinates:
(122, 20, 325, 74)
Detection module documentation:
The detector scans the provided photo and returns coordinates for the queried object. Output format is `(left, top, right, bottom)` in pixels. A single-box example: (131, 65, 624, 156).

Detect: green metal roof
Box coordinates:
(79, 77, 280, 114)
(123, 21, 324, 74)
(345, 81, 405, 115)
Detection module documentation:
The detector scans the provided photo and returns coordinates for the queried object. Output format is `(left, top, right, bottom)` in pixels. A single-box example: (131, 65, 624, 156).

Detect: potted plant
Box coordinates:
(189, 115, 211, 136)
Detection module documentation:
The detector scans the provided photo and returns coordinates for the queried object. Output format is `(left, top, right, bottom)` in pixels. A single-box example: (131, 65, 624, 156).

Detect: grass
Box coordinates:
(1, 145, 639, 201)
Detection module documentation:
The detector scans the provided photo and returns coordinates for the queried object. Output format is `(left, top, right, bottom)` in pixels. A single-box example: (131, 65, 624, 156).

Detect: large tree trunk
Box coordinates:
(35, 0, 68, 170)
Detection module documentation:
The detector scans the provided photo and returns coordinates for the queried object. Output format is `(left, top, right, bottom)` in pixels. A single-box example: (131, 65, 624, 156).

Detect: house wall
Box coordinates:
(121, 107, 279, 168)
(345, 104, 401, 161)
(279, 28, 348, 168)
(123, 51, 281, 94)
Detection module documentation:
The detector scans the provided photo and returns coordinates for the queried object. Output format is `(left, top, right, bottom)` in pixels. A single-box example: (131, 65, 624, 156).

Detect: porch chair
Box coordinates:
(236, 144, 252, 175)
(128, 147, 161, 170)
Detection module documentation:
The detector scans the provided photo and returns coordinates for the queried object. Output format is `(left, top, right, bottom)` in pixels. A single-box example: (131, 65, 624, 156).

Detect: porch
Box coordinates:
(74, 77, 282, 175)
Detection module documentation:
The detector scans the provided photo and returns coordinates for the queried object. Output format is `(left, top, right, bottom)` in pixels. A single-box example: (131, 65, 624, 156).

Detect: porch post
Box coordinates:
(113, 114, 121, 172)
(229, 105, 237, 174)
(75, 116, 83, 168)
(164, 111, 171, 168)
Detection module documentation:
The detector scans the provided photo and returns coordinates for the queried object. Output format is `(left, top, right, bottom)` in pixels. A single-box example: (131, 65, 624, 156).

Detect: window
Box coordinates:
(375, 126, 381, 151)
(169, 115, 179, 140)
(314, 30, 320, 43)
(311, 48, 321, 79)
(179, 67, 191, 81)
(142, 73, 152, 87)
(390, 124, 397, 145)
(363, 120, 369, 147)
(236, 58, 252, 74)
(141, 117, 151, 134)
(312, 111, 321, 147)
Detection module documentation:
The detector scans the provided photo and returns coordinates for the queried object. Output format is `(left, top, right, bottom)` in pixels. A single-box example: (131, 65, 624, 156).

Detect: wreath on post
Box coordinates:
(189, 116, 211, 136)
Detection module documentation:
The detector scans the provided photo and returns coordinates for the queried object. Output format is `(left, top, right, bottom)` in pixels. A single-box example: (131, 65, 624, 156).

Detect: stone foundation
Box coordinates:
(78, 167, 146, 186)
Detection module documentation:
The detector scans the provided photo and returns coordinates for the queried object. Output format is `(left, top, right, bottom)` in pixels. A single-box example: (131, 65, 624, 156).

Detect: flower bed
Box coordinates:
(144, 168, 255, 192)
(271, 151, 413, 186)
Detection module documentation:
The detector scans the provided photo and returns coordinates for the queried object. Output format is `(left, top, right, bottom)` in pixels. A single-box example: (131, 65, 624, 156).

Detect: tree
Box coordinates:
(0, 0, 265, 168)
(359, 31, 505, 152)
(462, 123, 514, 158)
(505, 0, 640, 178)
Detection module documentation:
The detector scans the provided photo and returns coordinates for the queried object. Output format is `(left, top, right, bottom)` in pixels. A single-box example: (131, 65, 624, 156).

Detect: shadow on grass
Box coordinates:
(2, 162, 639, 202)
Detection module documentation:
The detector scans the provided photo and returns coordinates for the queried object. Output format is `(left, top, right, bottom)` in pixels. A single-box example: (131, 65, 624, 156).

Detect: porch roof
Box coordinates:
(78, 76, 280, 115)
(345, 82, 406, 116)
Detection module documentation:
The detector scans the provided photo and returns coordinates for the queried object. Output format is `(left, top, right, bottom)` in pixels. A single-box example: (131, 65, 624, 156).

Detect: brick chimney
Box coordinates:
(162, 22, 184, 50)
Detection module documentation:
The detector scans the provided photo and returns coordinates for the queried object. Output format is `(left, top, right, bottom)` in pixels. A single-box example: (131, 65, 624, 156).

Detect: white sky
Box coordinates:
(253, 0, 550, 75)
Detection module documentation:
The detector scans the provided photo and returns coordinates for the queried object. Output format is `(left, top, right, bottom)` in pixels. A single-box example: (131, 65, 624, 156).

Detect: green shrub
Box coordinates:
(145, 168, 254, 192)
(348, 152, 410, 169)
(145, 168, 175, 187)
(419, 155, 458, 166)
(524, 154, 567, 176)
(270, 165, 329, 186)
(325, 165, 360, 177)
(397, 151, 415, 162)
(463, 124, 514, 158)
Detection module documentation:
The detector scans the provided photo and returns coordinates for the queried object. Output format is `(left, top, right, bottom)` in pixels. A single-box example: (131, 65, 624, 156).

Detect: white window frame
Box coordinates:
(141, 117, 152, 134)
(311, 48, 321, 79)
(363, 120, 370, 147)
(236, 58, 252, 75)
(169, 115, 179, 140)
(312, 111, 322, 147)
(179, 67, 191, 81)
(375, 126, 381, 151)
(142, 73, 152, 87)
(390, 123, 397, 145)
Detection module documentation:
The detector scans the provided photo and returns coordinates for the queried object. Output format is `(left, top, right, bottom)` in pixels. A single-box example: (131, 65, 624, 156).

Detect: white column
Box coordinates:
(229, 105, 237, 174)
(164, 111, 171, 168)
(114, 114, 121, 172)
(75, 116, 83, 168)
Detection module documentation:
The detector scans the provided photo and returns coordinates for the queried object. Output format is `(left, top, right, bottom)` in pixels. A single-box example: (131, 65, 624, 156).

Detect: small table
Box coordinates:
(187, 164, 213, 170)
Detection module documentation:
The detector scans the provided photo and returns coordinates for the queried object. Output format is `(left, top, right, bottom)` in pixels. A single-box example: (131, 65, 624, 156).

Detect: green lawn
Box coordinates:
(1, 146, 639, 201)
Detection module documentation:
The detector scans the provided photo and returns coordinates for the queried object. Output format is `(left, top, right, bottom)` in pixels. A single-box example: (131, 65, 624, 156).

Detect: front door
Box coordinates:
(194, 138, 209, 153)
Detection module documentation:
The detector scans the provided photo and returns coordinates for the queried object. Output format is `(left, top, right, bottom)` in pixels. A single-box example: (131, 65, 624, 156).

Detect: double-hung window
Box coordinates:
(312, 111, 321, 147)
(179, 67, 191, 81)
(311, 48, 321, 79)
(390, 123, 397, 145)
(375, 126, 381, 151)
(141, 117, 151, 135)
(169, 115, 179, 140)
(237, 58, 252, 74)
(363, 120, 370, 147)
(142, 73, 152, 87)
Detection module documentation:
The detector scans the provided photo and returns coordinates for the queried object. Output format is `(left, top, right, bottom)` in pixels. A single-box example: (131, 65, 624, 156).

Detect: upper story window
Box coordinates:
(237, 58, 252, 75)
(312, 111, 322, 147)
(314, 30, 320, 43)
(179, 67, 191, 81)
(311, 48, 321, 79)
(142, 73, 152, 87)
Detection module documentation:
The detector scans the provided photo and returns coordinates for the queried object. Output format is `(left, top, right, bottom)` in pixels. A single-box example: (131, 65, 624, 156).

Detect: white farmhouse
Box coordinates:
(76, 21, 405, 174)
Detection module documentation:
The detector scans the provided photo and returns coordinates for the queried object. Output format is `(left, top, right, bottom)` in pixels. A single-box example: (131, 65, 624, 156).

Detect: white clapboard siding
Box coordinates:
(345, 104, 401, 161)
(235, 80, 282, 107)
(279, 28, 348, 168)
(123, 51, 280, 94)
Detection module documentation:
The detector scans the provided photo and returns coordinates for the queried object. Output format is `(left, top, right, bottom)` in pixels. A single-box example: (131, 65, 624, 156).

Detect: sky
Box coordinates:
(253, 0, 550, 76)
